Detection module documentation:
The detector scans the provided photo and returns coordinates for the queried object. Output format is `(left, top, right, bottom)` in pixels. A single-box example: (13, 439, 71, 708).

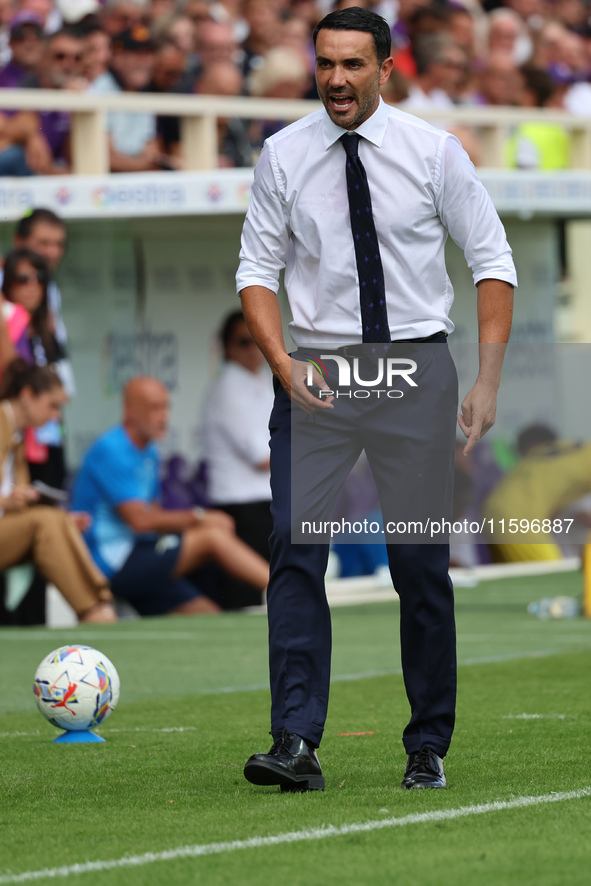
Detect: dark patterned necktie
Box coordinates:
(341, 132, 390, 346)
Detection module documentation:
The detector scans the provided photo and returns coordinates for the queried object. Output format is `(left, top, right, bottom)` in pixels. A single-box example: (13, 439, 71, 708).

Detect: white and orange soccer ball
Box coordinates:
(33, 646, 120, 732)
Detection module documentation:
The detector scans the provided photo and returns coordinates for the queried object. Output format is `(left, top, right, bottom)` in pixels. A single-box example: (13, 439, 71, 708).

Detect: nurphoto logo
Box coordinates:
(305, 355, 418, 399)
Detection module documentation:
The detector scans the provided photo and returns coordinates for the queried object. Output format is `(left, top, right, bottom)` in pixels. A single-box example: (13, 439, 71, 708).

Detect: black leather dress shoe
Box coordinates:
(401, 746, 446, 789)
(244, 730, 325, 792)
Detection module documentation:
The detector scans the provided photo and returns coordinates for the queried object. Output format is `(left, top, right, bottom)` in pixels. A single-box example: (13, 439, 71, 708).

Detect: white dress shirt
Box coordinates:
(200, 361, 274, 504)
(236, 99, 517, 346)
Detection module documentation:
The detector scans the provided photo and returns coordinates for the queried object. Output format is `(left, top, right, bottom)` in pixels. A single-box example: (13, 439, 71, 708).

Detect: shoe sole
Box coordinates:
(401, 779, 446, 790)
(244, 760, 325, 792)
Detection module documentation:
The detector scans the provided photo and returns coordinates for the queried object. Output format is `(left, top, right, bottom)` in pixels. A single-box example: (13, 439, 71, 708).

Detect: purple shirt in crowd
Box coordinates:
(0, 60, 29, 88)
(0, 65, 70, 163)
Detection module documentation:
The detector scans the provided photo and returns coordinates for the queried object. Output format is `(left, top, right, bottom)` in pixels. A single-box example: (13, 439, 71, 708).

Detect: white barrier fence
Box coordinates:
(2, 88, 591, 173)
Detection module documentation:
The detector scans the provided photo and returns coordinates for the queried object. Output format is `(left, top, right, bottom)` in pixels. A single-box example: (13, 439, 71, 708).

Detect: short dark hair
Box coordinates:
(15, 208, 65, 241)
(0, 358, 63, 401)
(520, 65, 556, 108)
(220, 310, 246, 348)
(48, 26, 83, 45)
(313, 8, 391, 67)
(413, 33, 456, 77)
(517, 424, 557, 457)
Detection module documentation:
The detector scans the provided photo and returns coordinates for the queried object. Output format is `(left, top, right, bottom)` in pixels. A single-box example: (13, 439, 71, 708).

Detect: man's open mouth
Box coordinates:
(329, 94, 355, 112)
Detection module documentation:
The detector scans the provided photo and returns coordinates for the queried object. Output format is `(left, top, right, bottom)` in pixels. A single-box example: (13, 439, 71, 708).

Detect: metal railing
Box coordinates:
(2, 88, 591, 173)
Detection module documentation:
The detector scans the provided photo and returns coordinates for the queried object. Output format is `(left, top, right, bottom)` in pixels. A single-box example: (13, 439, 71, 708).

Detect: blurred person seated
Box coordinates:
(551, 0, 588, 32)
(0, 12, 45, 87)
(164, 14, 199, 77)
(0, 109, 46, 177)
(12, 208, 72, 380)
(146, 0, 176, 27)
(72, 376, 269, 616)
(0, 249, 54, 366)
(240, 0, 280, 79)
(88, 25, 176, 172)
(471, 51, 524, 106)
(505, 65, 570, 170)
(1, 209, 74, 427)
(100, 0, 147, 37)
(448, 5, 476, 64)
(532, 19, 588, 83)
(0, 248, 70, 490)
(148, 37, 192, 93)
(144, 38, 193, 165)
(32, 27, 87, 177)
(247, 46, 311, 99)
(80, 21, 112, 85)
(401, 33, 467, 110)
(1, 28, 87, 176)
(0, 13, 48, 176)
(18, 0, 61, 34)
(501, 0, 544, 26)
(199, 311, 273, 607)
(183, 0, 214, 32)
(401, 33, 480, 163)
(486, 8, 533, 67)
(195, 61, 253, 167)
(0, 360, 116, 624)
(286, 0, 321, 37)
(280, 12, 313, 61)
(248, 47, 310, 146)
(392, 2, 452, 80)
(484, 424, 591, 562)
(194, 18, 239, 79)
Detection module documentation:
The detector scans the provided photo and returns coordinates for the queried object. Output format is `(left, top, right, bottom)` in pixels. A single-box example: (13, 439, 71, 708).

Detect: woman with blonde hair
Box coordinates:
(0, 359, 116, 624)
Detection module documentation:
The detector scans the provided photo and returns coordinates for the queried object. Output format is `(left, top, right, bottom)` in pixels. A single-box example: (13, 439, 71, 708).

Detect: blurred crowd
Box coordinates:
(1, 0, 591, 172)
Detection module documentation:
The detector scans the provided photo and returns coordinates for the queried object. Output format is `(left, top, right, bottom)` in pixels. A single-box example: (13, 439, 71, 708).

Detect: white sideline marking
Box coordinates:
(504, 713, 577, 721)
(0, 788, 589, 884)
(0, 632, 202, 641)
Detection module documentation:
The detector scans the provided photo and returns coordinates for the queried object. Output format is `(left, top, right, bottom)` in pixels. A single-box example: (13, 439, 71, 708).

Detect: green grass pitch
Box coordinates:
(1, 570, 591, 885)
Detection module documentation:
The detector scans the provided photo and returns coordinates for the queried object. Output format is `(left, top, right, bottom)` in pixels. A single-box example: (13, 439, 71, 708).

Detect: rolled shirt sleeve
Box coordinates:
(236, 142, 292, 295)
(436, 134, 518, 289)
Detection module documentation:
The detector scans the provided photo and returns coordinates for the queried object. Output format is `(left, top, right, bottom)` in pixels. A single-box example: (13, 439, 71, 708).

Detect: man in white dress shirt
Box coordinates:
(237, 7, 516, 792)
(200, 311, 274, 608)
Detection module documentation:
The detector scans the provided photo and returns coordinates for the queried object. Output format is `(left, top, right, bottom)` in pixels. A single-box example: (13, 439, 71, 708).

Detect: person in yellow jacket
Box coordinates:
(484, 424, 591, 562)
(505, 66, 571, 170)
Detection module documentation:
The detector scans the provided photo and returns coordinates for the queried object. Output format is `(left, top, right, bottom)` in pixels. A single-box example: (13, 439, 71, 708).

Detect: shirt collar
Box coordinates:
(322, 97, 389, 151)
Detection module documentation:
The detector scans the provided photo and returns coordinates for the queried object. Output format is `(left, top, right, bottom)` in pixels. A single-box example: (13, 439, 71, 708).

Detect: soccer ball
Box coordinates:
(33, 646, 120, 732)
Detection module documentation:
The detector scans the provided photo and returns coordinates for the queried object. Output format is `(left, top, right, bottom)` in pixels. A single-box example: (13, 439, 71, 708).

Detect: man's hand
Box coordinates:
(0, 485, 40, 513)
(457, 380, 498, 455)
(459, 280, 514, 456)
(276, 354, 334, 415)
(69, 511, 92, 532)
(25, 133, 53, 175)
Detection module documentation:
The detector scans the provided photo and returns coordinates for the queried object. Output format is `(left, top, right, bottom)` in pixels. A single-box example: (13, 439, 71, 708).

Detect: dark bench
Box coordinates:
(0, 567, 47, 626)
